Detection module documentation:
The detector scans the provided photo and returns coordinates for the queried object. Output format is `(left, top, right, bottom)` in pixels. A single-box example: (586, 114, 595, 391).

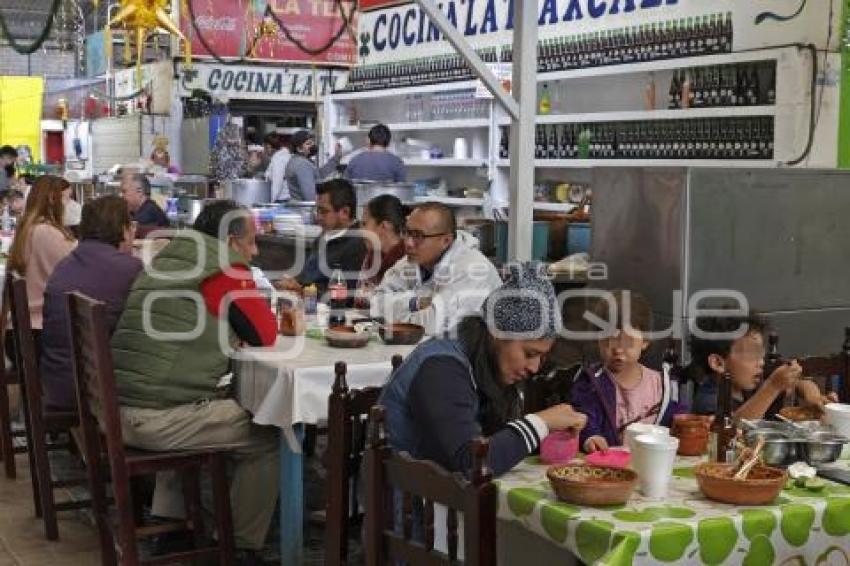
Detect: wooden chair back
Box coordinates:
(365, 405, 497, 566)
(325, 355, 403, 565)
(0, 273, 24, 479)
(66, 291, 136, 559)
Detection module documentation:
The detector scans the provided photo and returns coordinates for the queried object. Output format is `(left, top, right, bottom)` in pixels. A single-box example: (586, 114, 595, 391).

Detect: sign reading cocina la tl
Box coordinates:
(176, 64, 348, 102)
(358, 0, 840, 65)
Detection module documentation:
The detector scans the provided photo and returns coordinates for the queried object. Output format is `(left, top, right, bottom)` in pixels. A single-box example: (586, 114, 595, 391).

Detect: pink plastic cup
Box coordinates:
(540, 430, 580, 465)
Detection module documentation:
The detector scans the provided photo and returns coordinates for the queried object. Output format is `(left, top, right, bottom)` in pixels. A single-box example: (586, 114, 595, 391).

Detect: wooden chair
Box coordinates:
(6, 272, 88, 540)
(364, 405, 497, 566)
(66, 291, 236, 565)
(325, 355, 403, 566)
(0, 273, 27, 479)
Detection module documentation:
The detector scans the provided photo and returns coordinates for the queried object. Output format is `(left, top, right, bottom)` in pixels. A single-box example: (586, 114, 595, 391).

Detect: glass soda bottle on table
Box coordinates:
(328, 266, 347, 328)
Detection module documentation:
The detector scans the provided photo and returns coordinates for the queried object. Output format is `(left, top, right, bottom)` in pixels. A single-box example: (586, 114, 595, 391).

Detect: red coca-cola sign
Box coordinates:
(182, 0, 356, 65)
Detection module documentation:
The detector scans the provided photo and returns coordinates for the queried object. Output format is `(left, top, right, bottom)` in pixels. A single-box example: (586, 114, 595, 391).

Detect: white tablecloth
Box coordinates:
(235, 335, 415, 451)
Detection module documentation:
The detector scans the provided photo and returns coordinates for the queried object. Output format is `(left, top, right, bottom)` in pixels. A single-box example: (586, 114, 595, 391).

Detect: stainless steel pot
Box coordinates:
(222, 179, 272, 206)
(801, 432, 848, 466)
(745, 430, 800, 466)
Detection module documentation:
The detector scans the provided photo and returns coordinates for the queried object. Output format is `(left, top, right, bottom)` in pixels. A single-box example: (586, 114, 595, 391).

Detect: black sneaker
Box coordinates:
(151, 530, 196, 556)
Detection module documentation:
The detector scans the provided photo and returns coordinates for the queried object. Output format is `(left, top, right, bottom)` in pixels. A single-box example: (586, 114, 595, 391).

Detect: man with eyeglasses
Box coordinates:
(371, 202, 501, 336)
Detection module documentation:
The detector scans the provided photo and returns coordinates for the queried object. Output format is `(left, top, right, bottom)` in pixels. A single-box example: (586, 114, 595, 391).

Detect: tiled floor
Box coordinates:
(0, 454, 101, 565)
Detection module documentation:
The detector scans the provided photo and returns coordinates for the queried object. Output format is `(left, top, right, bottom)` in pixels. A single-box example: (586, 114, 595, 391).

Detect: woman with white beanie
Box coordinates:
(379, 262, 587, 476)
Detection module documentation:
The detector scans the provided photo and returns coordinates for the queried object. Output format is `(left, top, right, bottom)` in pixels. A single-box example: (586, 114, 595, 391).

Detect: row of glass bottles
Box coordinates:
(668, 62, 776, 110)
(500, 117, 775, 161)
(344, 13, 733, 92)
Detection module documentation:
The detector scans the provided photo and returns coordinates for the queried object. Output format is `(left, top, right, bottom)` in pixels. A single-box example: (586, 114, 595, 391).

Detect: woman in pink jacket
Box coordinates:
(6, 175, 77, 355)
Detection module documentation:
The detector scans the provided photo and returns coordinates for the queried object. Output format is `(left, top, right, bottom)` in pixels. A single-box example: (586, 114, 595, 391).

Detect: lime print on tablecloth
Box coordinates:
(498, 459, 850, 566)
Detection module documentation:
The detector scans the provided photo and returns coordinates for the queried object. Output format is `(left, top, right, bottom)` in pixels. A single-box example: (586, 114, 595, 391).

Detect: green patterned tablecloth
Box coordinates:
(497, 457, 850, 565)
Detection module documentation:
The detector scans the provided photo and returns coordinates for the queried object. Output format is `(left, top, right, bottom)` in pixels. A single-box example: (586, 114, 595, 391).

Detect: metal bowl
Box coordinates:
(745, 430, 800, 467)
(801, 432, 848, 466)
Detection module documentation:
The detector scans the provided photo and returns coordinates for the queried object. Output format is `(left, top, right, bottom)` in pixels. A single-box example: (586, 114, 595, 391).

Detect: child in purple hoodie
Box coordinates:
(571, 291, 686, 453)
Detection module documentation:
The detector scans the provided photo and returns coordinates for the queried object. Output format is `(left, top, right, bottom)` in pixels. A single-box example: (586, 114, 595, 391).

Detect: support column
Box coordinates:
(507, 0, 537, 261)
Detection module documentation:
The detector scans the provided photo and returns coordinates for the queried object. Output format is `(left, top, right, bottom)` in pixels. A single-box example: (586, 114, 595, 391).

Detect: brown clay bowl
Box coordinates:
(694, 462, 786, 505)
(547, 464, 637, 506)
(325, 326, 370, 348)
(378, 322, 425, 345)
(671, 414, 712, 456)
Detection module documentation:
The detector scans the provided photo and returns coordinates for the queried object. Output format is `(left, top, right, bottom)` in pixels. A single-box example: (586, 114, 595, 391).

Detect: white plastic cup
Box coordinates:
(631, 433, 679, 499)
(453, 137, 468, 160)
(624, 423, 669, 452)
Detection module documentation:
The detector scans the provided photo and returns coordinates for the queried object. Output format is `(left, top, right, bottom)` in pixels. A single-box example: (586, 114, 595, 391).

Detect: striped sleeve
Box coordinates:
(507, 416, 544, 453)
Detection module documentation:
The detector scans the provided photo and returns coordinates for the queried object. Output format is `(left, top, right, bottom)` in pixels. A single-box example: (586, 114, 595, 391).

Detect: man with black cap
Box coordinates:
(284, 129, 341, 201)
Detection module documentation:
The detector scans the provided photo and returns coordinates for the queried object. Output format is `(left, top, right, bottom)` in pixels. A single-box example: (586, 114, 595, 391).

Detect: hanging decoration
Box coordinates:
(104, 0, 192, 83)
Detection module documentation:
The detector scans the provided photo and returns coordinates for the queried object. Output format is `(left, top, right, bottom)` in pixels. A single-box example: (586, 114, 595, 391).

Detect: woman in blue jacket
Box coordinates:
(379, 263, 587, 477)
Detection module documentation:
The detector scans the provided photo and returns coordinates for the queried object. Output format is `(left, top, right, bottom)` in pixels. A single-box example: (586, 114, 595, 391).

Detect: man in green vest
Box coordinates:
(112, 200, 279, 564)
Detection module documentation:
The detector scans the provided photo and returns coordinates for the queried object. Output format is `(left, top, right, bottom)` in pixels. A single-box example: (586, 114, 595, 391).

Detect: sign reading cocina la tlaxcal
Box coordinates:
(358, 0, 840, 65)
(176, 64, 349, 102)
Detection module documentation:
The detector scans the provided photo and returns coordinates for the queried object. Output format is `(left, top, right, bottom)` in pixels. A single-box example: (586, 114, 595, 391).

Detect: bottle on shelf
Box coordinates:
(539, 83, 552, 115)
(558, 125, 570, 159)
(681, 69, 693, 109)
(709, 372, 735, 463)
(499, 127, 510, 160)
(668, 70, 682, 110)
(547, 126, 559, 159)
(765, 63, 777, 105)
(535, 126, 546, 159)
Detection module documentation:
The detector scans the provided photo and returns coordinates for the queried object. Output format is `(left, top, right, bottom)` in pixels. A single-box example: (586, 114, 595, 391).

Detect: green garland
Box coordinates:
(0, 0, 63, 55)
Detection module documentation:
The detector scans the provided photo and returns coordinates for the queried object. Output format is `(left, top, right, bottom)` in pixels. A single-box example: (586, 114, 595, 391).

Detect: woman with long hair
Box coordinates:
(7, 175, 77, 339)
(354, 194, 408, 308)
(379, 263, 587, 476)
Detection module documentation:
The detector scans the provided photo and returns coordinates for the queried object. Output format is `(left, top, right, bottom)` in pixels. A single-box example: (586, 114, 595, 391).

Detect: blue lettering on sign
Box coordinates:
(388, 13, 401, 49)
(208, 68, 222, 90)
(371, 0, 685, 54)
(480, 0, 498, 34)
(446, 1, 458, 27)
(221, 72, 233, 90)
(563, 0, 584, 21)
(464, 0, 478, 35)
(539, 0, 558, 25)
(256, 73, 269, 93)
(608, 0, 636, 14)
(588, 0, 607, 18)
(233, 71, 247, 91)
(403, 9, 416, 45)
(374, 13, 387, 51)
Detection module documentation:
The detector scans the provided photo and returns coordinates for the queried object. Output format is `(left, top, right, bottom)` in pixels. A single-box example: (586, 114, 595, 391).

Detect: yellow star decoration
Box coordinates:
(103, 0, 192, 83)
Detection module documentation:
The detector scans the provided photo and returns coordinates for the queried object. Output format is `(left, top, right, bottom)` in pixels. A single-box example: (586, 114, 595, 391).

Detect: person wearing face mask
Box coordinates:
(284, 129, 341, 202)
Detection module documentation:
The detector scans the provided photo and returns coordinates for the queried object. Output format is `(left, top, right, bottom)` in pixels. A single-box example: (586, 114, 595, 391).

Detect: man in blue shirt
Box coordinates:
(345, 124, 406, 183)
(121, 173, 169, 231)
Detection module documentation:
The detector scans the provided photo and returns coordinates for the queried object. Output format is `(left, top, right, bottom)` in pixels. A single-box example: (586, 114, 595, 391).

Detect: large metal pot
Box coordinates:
(222, 179, 271, 206)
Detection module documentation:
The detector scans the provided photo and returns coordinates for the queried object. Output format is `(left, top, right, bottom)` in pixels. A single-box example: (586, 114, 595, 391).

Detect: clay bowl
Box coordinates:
(378, 322, 425, 345)
(325, 326, 370, 348)
(694, 462, 786, 505)
(779, 405, 823, 422)
(547, 464, 637, 506)
(671, 414, 712, 456)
